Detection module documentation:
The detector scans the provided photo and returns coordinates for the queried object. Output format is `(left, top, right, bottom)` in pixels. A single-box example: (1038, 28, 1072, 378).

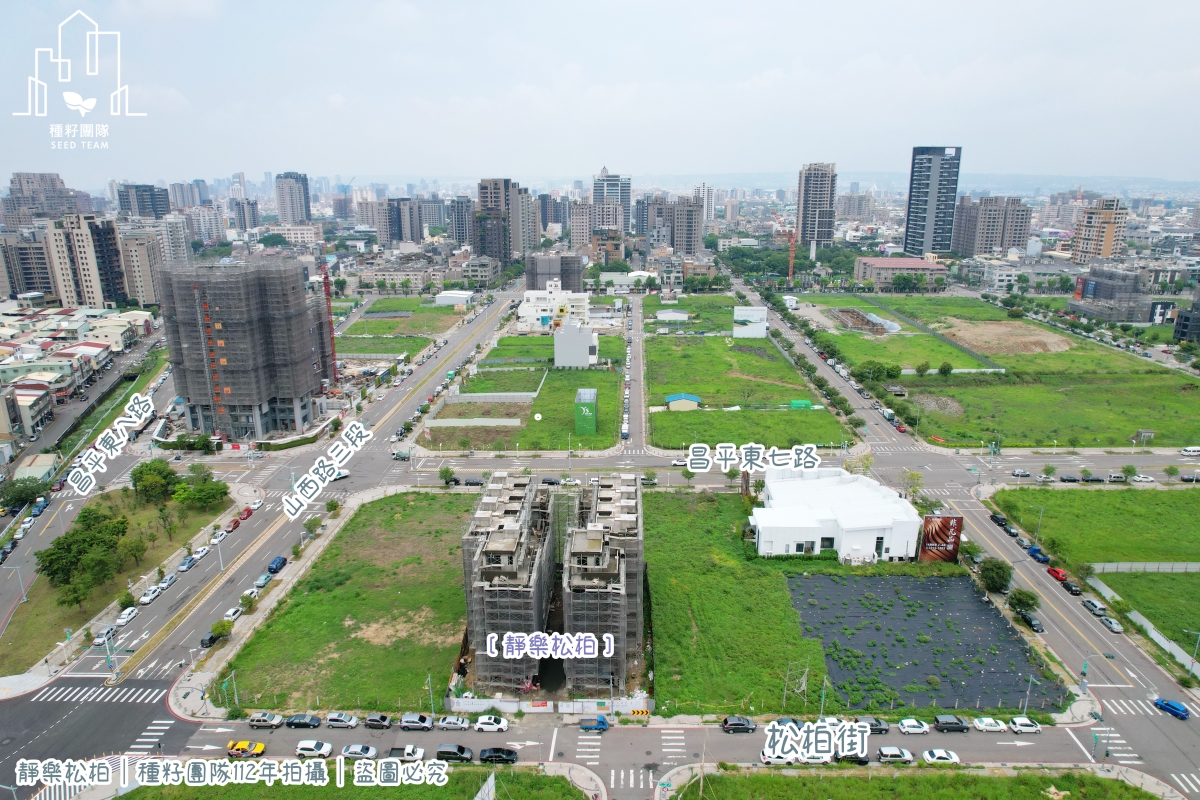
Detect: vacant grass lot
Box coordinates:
(902, 372, 1200, 447)
(484, 335, 624, 362)
(645, 336, 812, 405)
(803, 295, 904, 323)
(996, 329, 1162, 374)
(367, 297, 426, 313)
(334, 335, 431, 355)
(1101, 572, 1200, 654)
(360, 297, 466, 334)
(876, 296, 1012, 324)
(643, 293, 736, 332)
(343, 318, 404, 335)
(651, 408, 846, 450)
(433, 368, 622, 451)
(991, 488, 1200, 565)
(221, 493, 474, 714)
(0, 489, 230, 675)
(674, 772, 1154, 800)
(831, 331, 986, 370)
(123, 768, 581, 799)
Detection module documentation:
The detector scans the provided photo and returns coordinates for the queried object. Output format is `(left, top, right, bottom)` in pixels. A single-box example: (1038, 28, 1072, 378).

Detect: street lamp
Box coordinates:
(4, 565, 27, 603)
(1028, 505, 1045, 545)
(1019, 672, 1040, 714)
(1183, 630, 1200, 678)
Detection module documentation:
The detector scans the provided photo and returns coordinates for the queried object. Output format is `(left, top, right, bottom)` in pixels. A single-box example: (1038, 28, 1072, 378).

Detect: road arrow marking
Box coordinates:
(505, 741, 541, 749)
(996, 741, 1035, 746)
(185, 744, 224, 751)
(199, 727, 236, 733)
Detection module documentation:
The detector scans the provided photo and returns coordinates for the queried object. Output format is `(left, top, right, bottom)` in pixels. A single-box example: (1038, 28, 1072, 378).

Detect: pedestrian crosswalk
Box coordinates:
(872, 445, 923, 452)
(127, 718, 174, 755)
(1100, 696, 1165, 717)
(660, 728, 687, 767)
(575, 733, 601, 766)
(610, 768, 655, 792)
(1092, 725, 1142, 764)
(31, 684, 168, 704)
(1172, 773, 1200, 795)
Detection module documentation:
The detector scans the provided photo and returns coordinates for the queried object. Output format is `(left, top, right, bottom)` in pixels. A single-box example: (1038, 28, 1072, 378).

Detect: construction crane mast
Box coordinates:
(321, 262, 338, 384)
(770, 209, 797, 285)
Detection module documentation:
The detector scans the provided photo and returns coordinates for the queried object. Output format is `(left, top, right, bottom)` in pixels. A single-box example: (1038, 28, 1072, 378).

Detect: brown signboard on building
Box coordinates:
(919, 514, 963, 562)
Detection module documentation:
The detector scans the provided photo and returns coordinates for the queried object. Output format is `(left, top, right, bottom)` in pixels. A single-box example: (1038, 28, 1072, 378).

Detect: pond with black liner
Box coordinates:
(789, 574, 1067, 713)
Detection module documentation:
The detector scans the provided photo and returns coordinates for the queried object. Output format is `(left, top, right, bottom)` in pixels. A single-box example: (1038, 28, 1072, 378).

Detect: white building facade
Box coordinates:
(516, 278, 589, 333)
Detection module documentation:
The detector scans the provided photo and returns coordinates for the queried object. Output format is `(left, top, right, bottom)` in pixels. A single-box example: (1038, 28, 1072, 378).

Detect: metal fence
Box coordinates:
(1092, 562, 1200, 573)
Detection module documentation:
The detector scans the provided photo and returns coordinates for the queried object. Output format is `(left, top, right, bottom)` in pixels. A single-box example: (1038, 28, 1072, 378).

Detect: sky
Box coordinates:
(3, 0, 1200, 194)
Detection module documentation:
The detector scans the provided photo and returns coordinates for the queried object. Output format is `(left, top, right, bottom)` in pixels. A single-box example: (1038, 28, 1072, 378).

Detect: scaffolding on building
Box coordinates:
(562, 524, 628, 691)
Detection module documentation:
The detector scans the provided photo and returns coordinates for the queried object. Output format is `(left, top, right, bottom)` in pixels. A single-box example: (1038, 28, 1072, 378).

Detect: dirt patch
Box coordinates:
(350, 607, 460, 648)
(730, 345, 777, 361)
(912, 395, 964, 416)
(942, 319, 1072, 355)
(435, 401, 530, 420)
(426, 426, 524, 449)
(725, 371, 806, 389)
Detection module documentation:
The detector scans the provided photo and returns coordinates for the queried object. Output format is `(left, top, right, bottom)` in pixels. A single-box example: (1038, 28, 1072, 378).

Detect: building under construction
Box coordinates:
(155, 258, 334, 440)
(462, 471, 644, 693)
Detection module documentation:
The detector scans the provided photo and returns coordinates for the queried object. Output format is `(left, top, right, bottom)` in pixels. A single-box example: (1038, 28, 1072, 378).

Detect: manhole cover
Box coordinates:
(557, 752, 563, 758)
(693, 753, 699, 758)
(0, 737, 12, 746)
(646, 751, 652, 756)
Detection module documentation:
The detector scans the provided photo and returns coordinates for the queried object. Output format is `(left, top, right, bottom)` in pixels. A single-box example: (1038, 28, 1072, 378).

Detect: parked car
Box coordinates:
(1003, 525, 1020, 537)
(177, 556, 197, 572)
(922, 749, 960, 765)
(1019, 610, 1045, 633)
(326, 713, 358, 729)
(1082, 599, 1107, 616)
(1130, 474, 1155, 483)
(158, 573, 177, 591)
(193, 545, 210, 560)
(721, 716, 756, 733)
(268, 556, 287, 573)
(392, 745, 424, 762)
(224, 518, 240, 533)
(286, 715, 322, 729)
(226, 741, 266, 758)
(1154, 698, 1190, 720)
(254, 573, 273, 589)
(341, 745, 377, 760)
(1062, 581, 1082, 595)
(855, 716, 889, 735)
(1009, 716, 1042, 734)
(249, 712, 284, 729)
(210, 529, 228, 545)
(1082, 474, 1105, 483)
(436, 716, 470, 731)
(989, 513, 1007, 527)
(670, 459, 688, 467)
(479, 748, 518, 764)
(400, 713, 434, 731)
(1059, 475, 1080, 483)
(116, 606, 139, 627)
(464, 479, 483, 487)
(1046, 567, 1068, 581)
(435, 744, 473, 763)
(1016, 537, 1032, 549)
(540, 478, 560, 485)
(972, 717, 1006, 733)
(250, 499, 263, 510)
(295, 741, 332, 759)
(1034, 475, 1054, 484)
(473, 715, 508, 733)
(1100, 616, 1124, 633)
(1011, 469, 1031, 478)
(239, 508, 253, 520)
(876, 746, 914, 764)
(760, 749, 830, 766)
(364, 714, 392, 730)
(223, 607, 242, 622)
(897, 718, 930, 735)
(933, 715, 969, 733)
(138, 586, 162, 605)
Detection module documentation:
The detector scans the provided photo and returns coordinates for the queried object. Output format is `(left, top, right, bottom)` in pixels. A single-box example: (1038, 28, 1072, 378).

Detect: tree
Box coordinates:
(1080, 467, 1093, 480)
(257, 233, 289, 248)
(210, 620, 233, 639)
(375, 279, 387, 294)
(239, 592, 256, 613)
(191, 240, 204, 254)
(401, 279, 412, 296)
(81, 544, 118, 588)
(1041, 464, 1056, 478)
(1008, 588, 1040, 615)
(1165, 465, 1180, 483)
(303, 516, 322, 539)
(1007, 306, 1025, 318)
(438, 466, 455, 485)
(325, 499, 340, 514)
(900, 469, 924, 498)
(752, 478, 766, 495)
(1, 477, 50, 509)
(118, 591, 136, 610)
(329, 417, 343, 434)
(724, 467, 740, 485)
(187, 463, 214, 485)
(938, 361, 953, 377)
(958, 539, 984, 562)
(56, 576, 91, 611)
(680, 468, 695, 486)
(333, 277, 347, 296)
(1075, 562, 1095, 582)
(914, 361, 930, 377)
(1121, 464, 1137, 479)
(458, 437, 472, 451)
(643, 469, 657, 483)
(116, 536, 147, 569)
(390, 281, 398, 295)
(979, 557, 1012, 593)
(131, 458, 180, 502)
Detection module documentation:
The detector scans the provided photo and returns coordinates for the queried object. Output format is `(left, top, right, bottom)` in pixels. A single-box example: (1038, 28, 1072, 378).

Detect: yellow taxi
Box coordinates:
(227, 740, 266, 758)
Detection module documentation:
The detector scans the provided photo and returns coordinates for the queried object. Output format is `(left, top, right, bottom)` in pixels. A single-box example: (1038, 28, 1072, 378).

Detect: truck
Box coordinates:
(880, 408, 895, 421)
(579, 716, 609, 733)
(31, 496, 48, 516)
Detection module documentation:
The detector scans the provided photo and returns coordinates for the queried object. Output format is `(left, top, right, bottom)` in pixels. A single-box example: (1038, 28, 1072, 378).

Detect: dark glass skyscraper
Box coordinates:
(903, 147, 961, 256)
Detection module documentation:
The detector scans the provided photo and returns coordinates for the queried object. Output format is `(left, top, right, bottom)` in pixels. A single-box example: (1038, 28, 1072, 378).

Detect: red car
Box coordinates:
(51, 479, 66, 491)
(225, 518, 241, 533)
(239, 508, 253, 520)
(1046, 567, 1067, 581)
(895, 425, 907, 433)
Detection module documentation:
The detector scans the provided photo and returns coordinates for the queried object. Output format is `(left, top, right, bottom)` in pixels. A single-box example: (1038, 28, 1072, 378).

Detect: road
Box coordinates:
(5, 281, 1200, 799)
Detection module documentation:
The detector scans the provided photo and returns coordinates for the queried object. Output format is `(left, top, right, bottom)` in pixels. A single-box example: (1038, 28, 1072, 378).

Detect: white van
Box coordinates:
(1182, 447, 1200, 457)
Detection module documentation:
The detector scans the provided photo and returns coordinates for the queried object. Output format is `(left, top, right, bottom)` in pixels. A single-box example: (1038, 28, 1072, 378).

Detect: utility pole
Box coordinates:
(3, 565, 27, 603)
(1184, 630, 1200, 677)
(1029, 505, 1045, 545)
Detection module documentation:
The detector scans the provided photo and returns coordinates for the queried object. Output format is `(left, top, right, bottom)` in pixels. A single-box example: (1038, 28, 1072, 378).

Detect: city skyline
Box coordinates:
(4, 1, 1200, 188)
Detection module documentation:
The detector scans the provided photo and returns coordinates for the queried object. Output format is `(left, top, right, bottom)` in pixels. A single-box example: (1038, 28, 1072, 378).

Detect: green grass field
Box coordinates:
(366, 297, 425, 312)
(645, 492, 828, 716)
(995, 328, 1164, 374)
(220, 493, 474, 714)
(460, 369, 545, 393)
(674, 771, 1154, 800)
(1101, 572, 1200, 654)
(643, 293, 736, 331)
(0, 488, 230, 675)
(360, 297, 465, 334)
(650, 408, 846, 449)
(485, 335, 624, 362)
(645, 336, 813, 405)
(123, 768, 580, 799)
(991, 488, 1200, 565)
(831, 332, 986, 370)
(343, 319, 404, 335)
(876, 296, 1012, 324)
(334, 335, 431, 355)
(901, 372, 1200, 447)
(803, 295, 904, 323)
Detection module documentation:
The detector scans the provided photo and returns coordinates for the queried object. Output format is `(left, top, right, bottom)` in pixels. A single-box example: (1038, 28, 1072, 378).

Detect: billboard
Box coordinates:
(918, 514, 963, 562)
(733, 306, 768, 338)
(574, 388, 597, 435)
(1073, 276, 1086, 300)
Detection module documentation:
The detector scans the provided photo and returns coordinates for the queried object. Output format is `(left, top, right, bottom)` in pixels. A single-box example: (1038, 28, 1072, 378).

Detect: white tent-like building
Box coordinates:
(748, 467, 920, 563)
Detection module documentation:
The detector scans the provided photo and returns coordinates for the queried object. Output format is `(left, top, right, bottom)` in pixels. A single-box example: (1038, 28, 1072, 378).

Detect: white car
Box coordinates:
(193, 545, 210, 560)
(437, 716, 470, 731)
(922, 749, 960, 764)
(295, 741, 332, 759)
(1130, 475, 1155, 483)
(1008, 716, 1042, 734)
(898, 718, 930, 735)
(876, 746, 914, 764)
(561, 478, 581, 486)
(341, 744, 377, 760)
(116, 606, 139, 626)
(326, 713, 358, 729)
(250, 499, 263, 510)
(670, 459, 687, 467)
(138, 586, 162, 605)
(972, 717, 1006, 733)
(760, 749, 831, 766)
(223, 607, 242, 622)
(211, 529, 228, 545)
(394, 744, 424, 762)
(473, 714, 509, 732)
(242, 587, 260, 600)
